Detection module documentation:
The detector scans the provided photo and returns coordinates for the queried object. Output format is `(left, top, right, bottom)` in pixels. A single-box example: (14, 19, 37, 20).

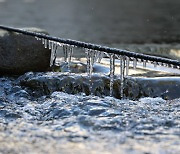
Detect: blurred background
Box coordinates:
(0, 0, 180, 59)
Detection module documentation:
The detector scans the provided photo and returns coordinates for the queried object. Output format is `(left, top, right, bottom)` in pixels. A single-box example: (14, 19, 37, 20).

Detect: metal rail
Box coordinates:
(0, 25, 180, 67)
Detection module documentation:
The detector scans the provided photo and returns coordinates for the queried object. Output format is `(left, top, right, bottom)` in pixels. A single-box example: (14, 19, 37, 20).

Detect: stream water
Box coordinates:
(0, 75, 180, 153)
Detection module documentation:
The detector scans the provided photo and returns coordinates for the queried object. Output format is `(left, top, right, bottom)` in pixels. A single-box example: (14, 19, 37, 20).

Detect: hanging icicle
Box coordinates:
(50, 41, 58, 67)
(119, 56, 126, 99)
(154, 62, 158, 68)
(48, 40, 52, 50)
(133, 58, 137, 69)
(143, 60, 147, 68)
(42, 38, 45, 45)
(109, 54, 115, 96)
(97, 51, 104, 63)
(86, 49, 94, 95)
(125, 56, 130, 76)
(63, 44, 68, 63)
(67, 46, 74, 73)
(44, 39, 47, 48)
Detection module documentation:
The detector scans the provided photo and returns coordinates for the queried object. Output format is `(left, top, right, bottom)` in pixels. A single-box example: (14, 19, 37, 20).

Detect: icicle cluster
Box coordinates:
(35, 36, 75, 69)
(34, 36, 180, 98)
(62, 44, 73, 72)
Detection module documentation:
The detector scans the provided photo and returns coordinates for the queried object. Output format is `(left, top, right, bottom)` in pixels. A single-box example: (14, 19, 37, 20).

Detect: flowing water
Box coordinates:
(0, 76, 180, 153)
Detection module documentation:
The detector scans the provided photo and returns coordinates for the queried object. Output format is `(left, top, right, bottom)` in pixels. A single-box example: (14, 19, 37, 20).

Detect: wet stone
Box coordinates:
(19, 72, 180, 100)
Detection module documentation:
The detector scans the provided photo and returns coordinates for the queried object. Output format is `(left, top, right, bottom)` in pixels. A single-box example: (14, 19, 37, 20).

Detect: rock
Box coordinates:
(0, 28, 51, 75)
(19, 72, 180, 100)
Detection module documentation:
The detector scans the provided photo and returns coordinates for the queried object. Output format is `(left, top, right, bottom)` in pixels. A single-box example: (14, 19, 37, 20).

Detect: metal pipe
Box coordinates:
(0, 25, 179, 67)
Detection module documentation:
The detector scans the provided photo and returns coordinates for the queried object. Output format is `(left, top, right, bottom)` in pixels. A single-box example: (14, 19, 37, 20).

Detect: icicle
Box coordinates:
(133, 58, 137, 69)
(48, 40, 52, 50)
(168, 64, 172, 68)
(67, 46, 74, 72)
(91, 50, 104, 64)
(63, 45, 68, 62)
(143, 60, 147, 68)
(50, 41, 54, 67)
(109, 54, 115, 96)
(120, 56, 125, 98)
(44, 39, 47, 48)
(91, 50, 97, 64)
(35, 36, 39, 40)
(68, 46, 73, 63)
(97, 51, 104, 63)
(50, 41, 58, 67)
(153, 62, 157, 68)
(125, 57, 130, 76)
(42, 38, 45, 44)
(86, 49, 93, 95)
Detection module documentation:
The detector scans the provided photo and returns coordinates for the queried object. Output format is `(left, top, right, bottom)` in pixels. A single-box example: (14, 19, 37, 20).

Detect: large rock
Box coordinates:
(0, 28, 51, 75)
(19, 72, 180, 100)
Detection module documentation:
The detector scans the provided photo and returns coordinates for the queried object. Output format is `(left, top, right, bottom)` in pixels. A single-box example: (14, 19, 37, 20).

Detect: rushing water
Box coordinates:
(0, 83, 180, 153)
(0, 67, 180, 154)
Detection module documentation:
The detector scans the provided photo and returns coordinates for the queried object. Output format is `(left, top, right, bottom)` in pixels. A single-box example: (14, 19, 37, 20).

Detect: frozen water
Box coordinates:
(97, 51, 104, 63)
(50, 41, 58, 67)
(38, 38, 180, 97)
(67, 46, 74, 72)
(109, 54, 115, 96)
(86, 49, 94, 95)
(63, 44, 68, 63)
(119, 56, 126, 98)
(133, 58, 137, 69)
(44, 39, 47, 48)
(143, 60, 147, 68)
(125, 56, 130, 76)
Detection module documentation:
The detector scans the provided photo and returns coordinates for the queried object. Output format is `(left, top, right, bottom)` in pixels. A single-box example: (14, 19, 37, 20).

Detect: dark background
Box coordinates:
(0, 0, 180, 45)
